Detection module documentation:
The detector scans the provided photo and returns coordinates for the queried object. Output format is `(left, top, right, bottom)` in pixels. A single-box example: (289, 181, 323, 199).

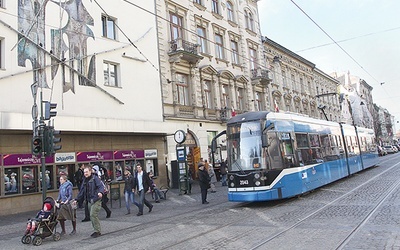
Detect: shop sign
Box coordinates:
(3, 153, 54, 166)
(76, 151, 113, 162)
(144, 149, 157, 159)
(55, 152, 76, 163)
(113, 150, 144, 160)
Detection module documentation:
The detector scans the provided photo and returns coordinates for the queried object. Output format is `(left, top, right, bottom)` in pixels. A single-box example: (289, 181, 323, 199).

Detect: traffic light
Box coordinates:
(45, 126, 62, 155)
(32, 136, 42, 156)
(43, 101, 57, 120)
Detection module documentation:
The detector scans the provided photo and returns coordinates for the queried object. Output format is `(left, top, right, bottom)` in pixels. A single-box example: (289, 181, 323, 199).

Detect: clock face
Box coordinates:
(174, 130, 186, 144)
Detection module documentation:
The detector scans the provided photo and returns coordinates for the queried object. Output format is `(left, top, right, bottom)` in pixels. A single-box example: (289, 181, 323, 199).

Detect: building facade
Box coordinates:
(0, 0, 169, 215)
(156, 0, 269, 175)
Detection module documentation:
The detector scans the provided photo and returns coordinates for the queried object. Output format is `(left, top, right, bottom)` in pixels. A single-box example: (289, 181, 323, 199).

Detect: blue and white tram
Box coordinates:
(213, 111, 379, 202)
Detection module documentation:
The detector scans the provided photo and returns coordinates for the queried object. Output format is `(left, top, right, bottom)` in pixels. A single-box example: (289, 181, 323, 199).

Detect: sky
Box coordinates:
(258, 0, 400, 132)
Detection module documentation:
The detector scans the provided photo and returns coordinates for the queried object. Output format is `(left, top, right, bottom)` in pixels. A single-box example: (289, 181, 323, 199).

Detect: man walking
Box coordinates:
(73, 164, 105, 238)
(134, 163, 153, 216)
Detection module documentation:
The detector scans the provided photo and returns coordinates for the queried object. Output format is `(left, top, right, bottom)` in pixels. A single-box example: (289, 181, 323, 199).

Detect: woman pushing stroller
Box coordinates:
(57, 174, 76, 235)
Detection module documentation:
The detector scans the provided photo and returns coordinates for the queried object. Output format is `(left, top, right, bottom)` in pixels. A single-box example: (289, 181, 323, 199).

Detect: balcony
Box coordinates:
(168, 39, 203, 64)
(251, 68, 272, 86)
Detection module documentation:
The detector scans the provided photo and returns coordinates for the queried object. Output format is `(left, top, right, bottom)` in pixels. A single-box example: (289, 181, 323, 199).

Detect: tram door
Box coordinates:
(279, 132, 294, 168)
(266, 131, 281, 169)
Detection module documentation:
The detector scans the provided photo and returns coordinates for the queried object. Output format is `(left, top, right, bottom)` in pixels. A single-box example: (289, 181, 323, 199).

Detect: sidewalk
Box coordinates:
(0, 180, 228, 229)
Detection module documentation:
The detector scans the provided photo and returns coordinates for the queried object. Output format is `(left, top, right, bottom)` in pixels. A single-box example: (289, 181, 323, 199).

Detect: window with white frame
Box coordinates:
(0, 38, 3, 69)
(245, 10, 254, 31)
(222, 85, 229, 107)
(282, 70, 287, 87)
(212, 0, 220, 14)
(255, 92, 262, 111)
(227, 1, 235, 22)
(291, 73, 296, 90)
(249, 47, 257, 70)
(197, 26, 207, 54)
(231, 40, 239, 64)
(102, 15, 116, 40)
(194, 0, 202, 5)
(237, 88, 244, 110)
(170, 13, 183, 40)
(215, 34, 224, 59)
(204, 80, 212, 108)
(103, 61, 119, 87)
(176, 73, 189, 105)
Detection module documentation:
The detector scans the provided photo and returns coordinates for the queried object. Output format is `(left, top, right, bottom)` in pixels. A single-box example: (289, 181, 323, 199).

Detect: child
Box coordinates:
(25, 203, 52, 235)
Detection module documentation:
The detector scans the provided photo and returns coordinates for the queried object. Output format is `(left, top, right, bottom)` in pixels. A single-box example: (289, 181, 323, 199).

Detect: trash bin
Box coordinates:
(109, 181, 121, 208)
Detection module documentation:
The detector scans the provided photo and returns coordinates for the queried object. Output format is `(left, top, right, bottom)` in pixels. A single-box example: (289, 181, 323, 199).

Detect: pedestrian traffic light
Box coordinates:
(32, 136, 42, 156)
(45, 126, 61, 155)
(43, 101, 57, 120)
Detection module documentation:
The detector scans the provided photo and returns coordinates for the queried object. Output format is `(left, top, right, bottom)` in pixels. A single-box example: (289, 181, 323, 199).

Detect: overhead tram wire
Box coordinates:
(289, 0, 383, 88)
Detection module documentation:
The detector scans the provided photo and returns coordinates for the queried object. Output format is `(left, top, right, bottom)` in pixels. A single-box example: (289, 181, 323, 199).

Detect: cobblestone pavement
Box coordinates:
(2, 154, 400, 250)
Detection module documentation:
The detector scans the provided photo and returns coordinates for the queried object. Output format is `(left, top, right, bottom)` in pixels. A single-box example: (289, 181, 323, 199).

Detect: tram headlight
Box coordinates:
(230, 182, 235, 188)
(255, 181, 261, 186)
(254, 173, 260, 179)
(229, 175, 234, 181)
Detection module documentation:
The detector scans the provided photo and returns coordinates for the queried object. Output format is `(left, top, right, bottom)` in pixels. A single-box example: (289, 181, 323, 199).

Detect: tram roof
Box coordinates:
(227, 111, 269, 124)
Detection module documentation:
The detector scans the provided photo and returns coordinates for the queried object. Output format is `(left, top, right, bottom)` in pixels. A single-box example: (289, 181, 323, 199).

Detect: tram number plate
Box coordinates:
(239, 180, 249, 185)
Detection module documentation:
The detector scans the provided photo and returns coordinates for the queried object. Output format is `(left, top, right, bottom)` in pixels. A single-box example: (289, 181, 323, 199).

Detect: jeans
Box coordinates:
(221, 174, 227, 186)
(153, 188, 163, 200)
(125, 190, 139, 211)
(137, 190, 152, 214)
(88, 199, 102, 233)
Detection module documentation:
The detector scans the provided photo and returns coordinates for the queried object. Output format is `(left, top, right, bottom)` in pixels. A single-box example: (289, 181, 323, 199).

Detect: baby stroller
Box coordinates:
(21, 197, 61, 246)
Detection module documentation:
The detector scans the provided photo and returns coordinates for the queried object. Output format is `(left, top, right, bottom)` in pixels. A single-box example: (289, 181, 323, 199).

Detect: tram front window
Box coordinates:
(227, 121, 264, 171)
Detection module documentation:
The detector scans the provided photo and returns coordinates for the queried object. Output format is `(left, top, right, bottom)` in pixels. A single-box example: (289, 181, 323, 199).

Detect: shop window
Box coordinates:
(40, 166, 54, 190)
(5, 168, 20, 195)
(22, 166, 38, 194)
(56, 164, 75, 188)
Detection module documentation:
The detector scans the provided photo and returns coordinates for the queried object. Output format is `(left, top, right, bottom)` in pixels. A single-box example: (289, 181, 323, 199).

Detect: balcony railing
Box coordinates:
(250, 68, 272, 85)
(169, 39, 203, 64)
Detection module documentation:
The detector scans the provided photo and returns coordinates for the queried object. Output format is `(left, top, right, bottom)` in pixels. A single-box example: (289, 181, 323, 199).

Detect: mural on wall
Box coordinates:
(18, 0, 96, 93)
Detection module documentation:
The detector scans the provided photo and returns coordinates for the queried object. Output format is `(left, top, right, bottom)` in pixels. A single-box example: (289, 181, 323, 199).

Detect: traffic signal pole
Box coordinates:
(39, 92, 47, 202)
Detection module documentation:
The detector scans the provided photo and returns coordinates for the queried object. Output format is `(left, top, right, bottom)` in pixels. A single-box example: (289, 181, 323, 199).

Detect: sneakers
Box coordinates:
(69, 230, 76, 235)
(90, 232, 101, 238)
(60, 231, 66, 235)
(148, 205, 153, 213)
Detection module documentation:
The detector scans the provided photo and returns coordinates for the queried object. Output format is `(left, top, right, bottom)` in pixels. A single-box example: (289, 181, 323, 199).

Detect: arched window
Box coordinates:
(245, 10, 254, 31)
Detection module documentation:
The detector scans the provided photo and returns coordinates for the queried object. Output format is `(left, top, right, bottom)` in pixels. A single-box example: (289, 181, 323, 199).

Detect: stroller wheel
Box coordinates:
(53, 232, 61, 241)
(21, 235, 31, 244)
(32, 236, 42, 246)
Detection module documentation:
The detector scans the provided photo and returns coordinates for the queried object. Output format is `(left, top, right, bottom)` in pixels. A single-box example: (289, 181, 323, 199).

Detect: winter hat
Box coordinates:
(44, 203, 52, 211)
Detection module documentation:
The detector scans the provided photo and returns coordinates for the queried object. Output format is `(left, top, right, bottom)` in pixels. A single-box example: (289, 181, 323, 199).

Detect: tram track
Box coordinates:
(250, 156, 400, 249)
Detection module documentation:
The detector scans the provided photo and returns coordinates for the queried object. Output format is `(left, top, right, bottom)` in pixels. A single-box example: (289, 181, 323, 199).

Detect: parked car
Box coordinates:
(377, 146, 387, 156)
(392, 146, 398, 153)
(383, 145, 396, 154)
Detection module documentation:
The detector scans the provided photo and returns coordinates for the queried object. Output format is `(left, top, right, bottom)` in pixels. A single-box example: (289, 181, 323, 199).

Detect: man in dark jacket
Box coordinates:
(134, 163, 153, 216)
(198, 162, 211, 204)
(74, 164, 105, 238)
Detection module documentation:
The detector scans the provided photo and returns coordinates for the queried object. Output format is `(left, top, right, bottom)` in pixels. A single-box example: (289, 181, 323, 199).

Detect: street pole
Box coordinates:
(40, 91, 47, 202)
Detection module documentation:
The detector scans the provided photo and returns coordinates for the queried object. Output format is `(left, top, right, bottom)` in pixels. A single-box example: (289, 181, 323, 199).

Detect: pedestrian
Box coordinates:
(123, 170, 138, 214)
(198, 162, 210, 204)
(206, 160, 217, 193)
(73, 164, 105, 238)
(134, 163, 153, 216)
(220, 159, 228, 186)
(187, 166, 193, 194)
(93, 164, 112, 218)
(73, 164, 84, 208)
(148, 171, 164, 202)
(57, 175, 77, 235)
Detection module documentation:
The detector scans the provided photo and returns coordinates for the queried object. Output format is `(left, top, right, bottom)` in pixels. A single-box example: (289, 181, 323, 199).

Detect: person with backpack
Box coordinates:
(93, 164, 112, 219)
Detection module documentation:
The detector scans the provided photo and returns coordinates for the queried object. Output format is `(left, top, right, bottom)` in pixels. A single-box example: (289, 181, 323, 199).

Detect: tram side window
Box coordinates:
(295, 133, 311, 166)
(280, 133, 294, 168)
(309, 134, 323, 163)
